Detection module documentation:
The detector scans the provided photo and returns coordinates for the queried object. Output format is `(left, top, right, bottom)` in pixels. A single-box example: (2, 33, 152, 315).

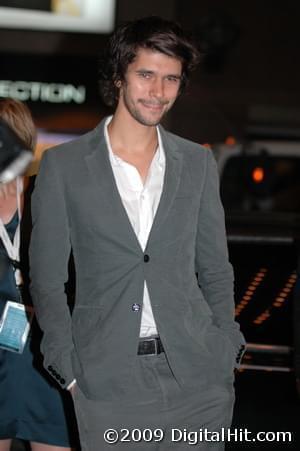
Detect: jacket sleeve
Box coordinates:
(29, 150, 74, 388)
(195, 149, 246, 363)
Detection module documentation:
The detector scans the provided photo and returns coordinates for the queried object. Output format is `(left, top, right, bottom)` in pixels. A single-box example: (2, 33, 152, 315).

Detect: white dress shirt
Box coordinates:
(105, 116, 165, 337)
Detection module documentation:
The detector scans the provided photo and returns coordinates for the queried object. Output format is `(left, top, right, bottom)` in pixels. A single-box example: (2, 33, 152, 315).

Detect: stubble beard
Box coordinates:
(123, 91, 173, 127)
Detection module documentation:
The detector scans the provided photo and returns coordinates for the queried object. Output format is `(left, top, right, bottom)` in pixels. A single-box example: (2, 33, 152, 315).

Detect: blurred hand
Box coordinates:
(69, 382, 77, 398)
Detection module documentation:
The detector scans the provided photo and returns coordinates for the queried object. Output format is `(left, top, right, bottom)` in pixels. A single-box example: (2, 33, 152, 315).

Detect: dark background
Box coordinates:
(0, 1, 51, 11)
(0, 0, 299, 143)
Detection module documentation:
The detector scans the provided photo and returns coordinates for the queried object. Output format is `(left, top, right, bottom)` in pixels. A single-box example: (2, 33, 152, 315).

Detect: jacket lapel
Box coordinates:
(146, 126, 183, 248)
(84, 120, 143, 254)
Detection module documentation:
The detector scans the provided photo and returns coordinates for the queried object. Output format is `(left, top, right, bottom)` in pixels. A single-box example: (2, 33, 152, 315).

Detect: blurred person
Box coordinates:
(30, 17, 245, 451)
(0, 99, 76, 451)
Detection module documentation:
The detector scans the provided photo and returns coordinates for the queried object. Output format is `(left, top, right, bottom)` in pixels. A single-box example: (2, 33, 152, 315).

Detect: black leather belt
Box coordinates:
(138, 337, 164, 355)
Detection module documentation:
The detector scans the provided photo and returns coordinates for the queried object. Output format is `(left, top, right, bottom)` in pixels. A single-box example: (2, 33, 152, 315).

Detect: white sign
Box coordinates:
(0, 80, 86, 104)
(0, 0, 115, 33)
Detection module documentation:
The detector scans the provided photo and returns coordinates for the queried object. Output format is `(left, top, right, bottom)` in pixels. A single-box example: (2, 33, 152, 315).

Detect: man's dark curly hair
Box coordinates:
(98, 16, 200, 108)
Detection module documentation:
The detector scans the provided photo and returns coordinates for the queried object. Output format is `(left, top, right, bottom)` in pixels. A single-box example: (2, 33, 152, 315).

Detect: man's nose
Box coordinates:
(150, 78, 164, 98)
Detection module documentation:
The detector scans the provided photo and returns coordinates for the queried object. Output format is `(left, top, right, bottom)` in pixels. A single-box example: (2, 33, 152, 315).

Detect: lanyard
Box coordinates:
(0, 177, 23, 286)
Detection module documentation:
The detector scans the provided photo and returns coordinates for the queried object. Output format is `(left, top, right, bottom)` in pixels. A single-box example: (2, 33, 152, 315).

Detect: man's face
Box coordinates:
(118, 48, 182, 127)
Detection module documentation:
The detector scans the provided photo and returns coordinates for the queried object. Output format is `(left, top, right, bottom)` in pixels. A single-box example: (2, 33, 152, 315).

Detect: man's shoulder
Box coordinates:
(162, 128, 210, 161)
(41, 120, 105, 164)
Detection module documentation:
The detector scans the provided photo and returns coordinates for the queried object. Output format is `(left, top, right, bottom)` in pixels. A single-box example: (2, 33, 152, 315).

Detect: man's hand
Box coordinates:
(70, 384, 76, 398)
(67, 379, 77, 398)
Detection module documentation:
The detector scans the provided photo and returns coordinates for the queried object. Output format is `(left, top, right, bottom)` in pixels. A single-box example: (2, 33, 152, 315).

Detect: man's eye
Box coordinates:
(167, 76, 180, 83)
(139, 72, 151, 78)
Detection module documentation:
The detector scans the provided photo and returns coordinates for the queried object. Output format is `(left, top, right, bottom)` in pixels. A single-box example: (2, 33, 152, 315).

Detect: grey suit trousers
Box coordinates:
(73, 353, 234, 451)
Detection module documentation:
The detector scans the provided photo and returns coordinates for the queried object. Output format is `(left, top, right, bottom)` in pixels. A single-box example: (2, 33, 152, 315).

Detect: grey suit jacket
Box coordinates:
(29, 118, 245, 400)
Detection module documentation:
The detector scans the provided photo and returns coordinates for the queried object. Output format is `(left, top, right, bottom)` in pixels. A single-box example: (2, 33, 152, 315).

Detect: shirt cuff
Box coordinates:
(67, 379, 77, 390)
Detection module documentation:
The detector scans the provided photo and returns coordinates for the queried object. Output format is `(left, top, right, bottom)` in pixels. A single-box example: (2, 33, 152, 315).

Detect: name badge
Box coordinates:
(0, 301, 34, 353)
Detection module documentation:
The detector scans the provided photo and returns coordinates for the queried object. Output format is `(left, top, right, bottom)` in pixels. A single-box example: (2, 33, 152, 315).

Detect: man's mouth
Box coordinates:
(139, 100, 168, 110)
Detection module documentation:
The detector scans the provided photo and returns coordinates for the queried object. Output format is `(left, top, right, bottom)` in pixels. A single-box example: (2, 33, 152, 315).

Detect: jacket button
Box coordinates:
(144, 254, 150, 262)
(48, 365, 53, 372)
(132, 303, 141, 312)
(61, 378, 66, 385)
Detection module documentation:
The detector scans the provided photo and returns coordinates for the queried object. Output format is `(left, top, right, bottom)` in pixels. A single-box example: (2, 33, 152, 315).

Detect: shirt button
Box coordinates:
(132, 303, 141, 312)
(144, 254, 150, 262)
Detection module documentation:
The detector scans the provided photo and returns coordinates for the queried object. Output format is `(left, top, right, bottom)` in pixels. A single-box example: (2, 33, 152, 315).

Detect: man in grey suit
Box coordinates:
(30, 16, 245, 451)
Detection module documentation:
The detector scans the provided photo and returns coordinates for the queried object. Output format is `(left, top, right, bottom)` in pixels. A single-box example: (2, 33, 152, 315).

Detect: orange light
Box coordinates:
(252, 167, 264, 183)
(225, 136, 236, 146)
(248, 286, 256, 291)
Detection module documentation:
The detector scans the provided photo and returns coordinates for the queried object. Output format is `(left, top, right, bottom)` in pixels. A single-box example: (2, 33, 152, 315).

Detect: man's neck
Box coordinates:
(107, 111, 160, 184)
(107, 110, 158, 157)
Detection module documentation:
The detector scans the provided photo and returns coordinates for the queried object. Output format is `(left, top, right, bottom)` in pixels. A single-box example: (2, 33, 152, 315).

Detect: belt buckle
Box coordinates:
(146, 337, 158, 355)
